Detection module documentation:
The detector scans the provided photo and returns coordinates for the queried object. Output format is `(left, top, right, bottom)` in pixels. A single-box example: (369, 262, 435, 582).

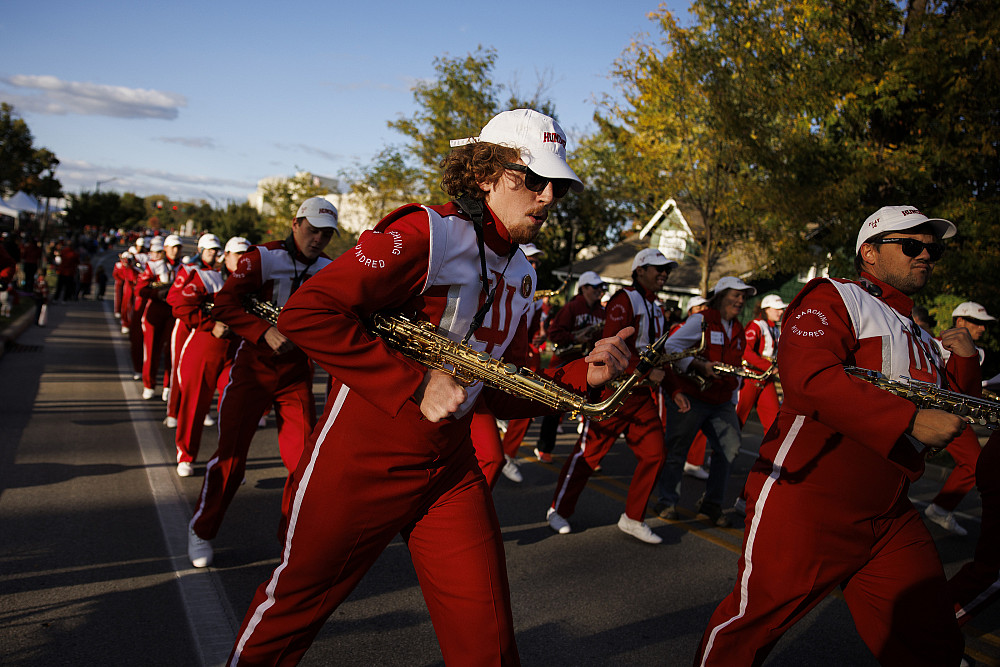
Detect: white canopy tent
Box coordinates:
(0, 200, 20, 218)
(6, 191, 40, 213)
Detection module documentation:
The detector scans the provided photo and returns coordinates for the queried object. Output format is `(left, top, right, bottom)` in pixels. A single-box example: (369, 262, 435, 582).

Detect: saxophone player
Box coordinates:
(546, 248, 686, 543)
(226, 109, 632, 666)
(185, 198, 338, 570)
(697, 206, 978, 666)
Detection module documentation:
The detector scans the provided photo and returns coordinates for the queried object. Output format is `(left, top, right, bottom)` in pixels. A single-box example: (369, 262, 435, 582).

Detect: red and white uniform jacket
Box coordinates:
(743, 317, 779, 378)
(547, 292, 605, 367)
(666, 308, 744, 404)
(137, 257, 182, 323)
(167, 262, 226, 333)
(278, 202, 592, 425)
(211, 239, 332, 366)
(603, 284, 664, 383)
(758, 273, 980, 505)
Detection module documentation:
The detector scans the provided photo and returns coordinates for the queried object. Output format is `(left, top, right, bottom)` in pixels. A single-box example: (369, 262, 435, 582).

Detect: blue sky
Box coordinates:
(1, 1, 690, 205)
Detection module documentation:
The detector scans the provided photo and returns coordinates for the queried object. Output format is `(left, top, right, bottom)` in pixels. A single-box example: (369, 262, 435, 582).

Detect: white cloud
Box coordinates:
(273, 142, 344, 163)
(0, 75, 186, 120)
(55, 158, 255, 201)
(157, 136, 216, 149)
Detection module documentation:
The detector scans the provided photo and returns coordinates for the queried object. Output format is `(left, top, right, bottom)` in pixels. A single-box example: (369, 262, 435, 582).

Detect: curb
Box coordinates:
(0, 306, 37, 360)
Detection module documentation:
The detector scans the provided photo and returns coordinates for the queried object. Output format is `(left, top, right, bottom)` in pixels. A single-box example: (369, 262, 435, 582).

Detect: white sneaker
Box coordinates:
(161, 387, 170, 402)
(203, 414, 216, 427)
(924, 503, 968, 536)
(176, 461, 194, 477)
(141, 387, 155, 400)
(501, 455, 523, 483)
(121, 326, 130, 334)
(547, 507, 571, 534)
(163, 416, 177, 428)
(188, 527, 213, 568)
(617, 514, 663, 544)
(114, 312, 121, 319)
(683, 462, 710, 480)
(132, 372, 141, 381)
(733, 497, 747, 515)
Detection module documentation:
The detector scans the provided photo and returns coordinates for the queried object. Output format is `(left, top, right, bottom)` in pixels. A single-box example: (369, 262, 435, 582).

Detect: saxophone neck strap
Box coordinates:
(454, 194, 519, 345)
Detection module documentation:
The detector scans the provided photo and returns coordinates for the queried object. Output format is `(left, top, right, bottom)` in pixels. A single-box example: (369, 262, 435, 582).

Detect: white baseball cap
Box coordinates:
(135, 237, 148, 248)
(631, 247, 678, 272)
(760, 294, 787, 310)
(577, 270, 605, 288)
(197, 233, 222, 250)
(295, 196, 339, 230)
(164, 234, 182, 247)
(522, 243, 545, 258)
(450, 109, 584, 192)
(856, 205, 956, 253)
(225, 236, 251, 254)
(687, 295, 707, 312)
(953, 301, 995, 321)
(709, 276, 756, 297)
(149, 237, 165, 252)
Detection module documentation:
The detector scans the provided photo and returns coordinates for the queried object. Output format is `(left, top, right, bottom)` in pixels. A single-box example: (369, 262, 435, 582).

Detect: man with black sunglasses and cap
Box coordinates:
(225, 109, 633, 665)
(697, 205, 979, 666)
(186, 197, 338, 569)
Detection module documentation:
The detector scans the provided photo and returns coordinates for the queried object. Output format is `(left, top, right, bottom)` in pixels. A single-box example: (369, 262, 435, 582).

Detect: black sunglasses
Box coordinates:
(503, 163, 572, 199)
(869, 237, 945, 261)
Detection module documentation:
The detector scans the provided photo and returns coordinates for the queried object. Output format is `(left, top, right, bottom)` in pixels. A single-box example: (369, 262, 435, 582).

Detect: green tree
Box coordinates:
(64, 191, 147, 231)
(340, 146, 423, 222)
(604, 8, 769, 295)
(212, 201, 267, 245)
(0, 103, 61, 198)
(532, 119, 636, 288)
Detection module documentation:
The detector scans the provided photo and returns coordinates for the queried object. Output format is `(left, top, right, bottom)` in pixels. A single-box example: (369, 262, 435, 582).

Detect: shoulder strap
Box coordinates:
(454, 195, 518, 344)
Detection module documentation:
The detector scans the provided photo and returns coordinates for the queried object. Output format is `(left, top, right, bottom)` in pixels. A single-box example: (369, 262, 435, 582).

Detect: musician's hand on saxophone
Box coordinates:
(691, 357, 721, 380)
(263, 326, 296, 355)
(584, 327, 634, 387)
(940, 326, 977, 358)
(907, 408, 968, 449)
(415, 369, 467, 423)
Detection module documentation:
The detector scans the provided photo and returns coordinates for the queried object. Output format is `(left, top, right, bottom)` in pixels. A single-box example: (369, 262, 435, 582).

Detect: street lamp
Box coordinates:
(95, 177, 118, 193)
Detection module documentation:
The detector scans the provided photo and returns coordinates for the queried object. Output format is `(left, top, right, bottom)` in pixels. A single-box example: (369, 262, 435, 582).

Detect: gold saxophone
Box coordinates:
(845, 366, 1000, 430)
(368, 313, 703, 420)
(551, 321, 605, 357)
(202, 294, 281, 323)
(679, 358, 777, 391)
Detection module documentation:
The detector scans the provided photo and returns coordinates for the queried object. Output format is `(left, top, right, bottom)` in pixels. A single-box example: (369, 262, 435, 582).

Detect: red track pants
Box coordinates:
(190, 347, 314, 541)
(551, 391, 665, 522)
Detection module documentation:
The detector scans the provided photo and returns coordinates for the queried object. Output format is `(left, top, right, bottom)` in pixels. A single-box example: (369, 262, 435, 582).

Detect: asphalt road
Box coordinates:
(1, 250, 998, 666)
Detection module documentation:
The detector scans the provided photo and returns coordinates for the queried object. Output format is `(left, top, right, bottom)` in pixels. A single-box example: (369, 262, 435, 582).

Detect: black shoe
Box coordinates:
(697, 501, 730, 527)
(653, 502, 678, 520)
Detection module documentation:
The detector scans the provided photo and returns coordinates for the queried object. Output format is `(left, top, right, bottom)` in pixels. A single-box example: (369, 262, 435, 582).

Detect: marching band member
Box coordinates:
(136, 235, 183, 399)
(697, 205, 977, 666)
(547, 248, 683, 543)
(655, 276, 755, 527)
(165, 234, 237, 476)
(187, 200, 337, 569)
(226, 109, 632, 665)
